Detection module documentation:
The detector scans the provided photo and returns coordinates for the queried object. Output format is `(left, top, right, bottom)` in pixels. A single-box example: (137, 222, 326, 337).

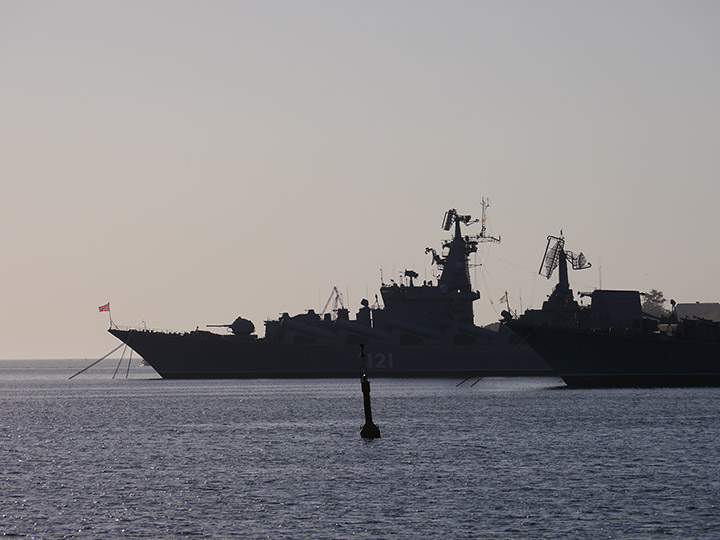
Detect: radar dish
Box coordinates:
(566, 251, 592, 271)
(442, 209, 455, 231)
(539, 235, 564, 279)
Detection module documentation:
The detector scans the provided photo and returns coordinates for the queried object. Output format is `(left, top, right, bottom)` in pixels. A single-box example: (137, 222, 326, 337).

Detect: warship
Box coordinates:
(503, 234, 720, 388)
(108, 202, 550, 378)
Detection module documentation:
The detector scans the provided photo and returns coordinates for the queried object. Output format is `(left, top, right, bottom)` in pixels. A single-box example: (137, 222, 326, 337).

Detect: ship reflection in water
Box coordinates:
(109, 202, 550, 378)
(504, 234, 720, 388)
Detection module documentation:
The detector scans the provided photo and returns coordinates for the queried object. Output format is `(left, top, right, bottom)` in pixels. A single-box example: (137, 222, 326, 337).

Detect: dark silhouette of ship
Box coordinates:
(109, 203, 550, 378)
(503, 234, 720, 387)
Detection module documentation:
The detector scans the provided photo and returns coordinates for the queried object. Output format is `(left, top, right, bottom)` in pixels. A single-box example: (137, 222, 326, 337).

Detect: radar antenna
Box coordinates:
(539, 235, 564, 279)
(441, 210, 454, 231)
(565, 250, 592, 271)
(403, 269, 419, 286)
(441, 208, 478, 231)
(431, 201, 500, 272)
(539, 234, 592, 279)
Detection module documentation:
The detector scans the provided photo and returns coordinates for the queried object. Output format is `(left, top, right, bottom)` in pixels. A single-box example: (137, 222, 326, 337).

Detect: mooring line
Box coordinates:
(456, 334, 530, 388)
(456, 374, 475, 387)
(125, 347, 133, 378)
(69, 343, 125, 379)
(112, 342, 128, 379)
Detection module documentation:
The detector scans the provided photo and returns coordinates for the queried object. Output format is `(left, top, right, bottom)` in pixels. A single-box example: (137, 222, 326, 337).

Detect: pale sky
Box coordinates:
(1, 1, 719, 359)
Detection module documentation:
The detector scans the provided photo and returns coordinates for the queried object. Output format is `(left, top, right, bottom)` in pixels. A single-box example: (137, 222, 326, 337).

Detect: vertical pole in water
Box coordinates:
(359, 344, 380, 439)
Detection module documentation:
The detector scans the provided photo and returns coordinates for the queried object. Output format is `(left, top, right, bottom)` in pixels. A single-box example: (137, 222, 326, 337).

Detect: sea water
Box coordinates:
(1, 359, 718, 539)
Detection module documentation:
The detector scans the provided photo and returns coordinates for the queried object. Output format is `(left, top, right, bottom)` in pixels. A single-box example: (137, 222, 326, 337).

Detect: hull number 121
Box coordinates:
(366, 353, 394, 369)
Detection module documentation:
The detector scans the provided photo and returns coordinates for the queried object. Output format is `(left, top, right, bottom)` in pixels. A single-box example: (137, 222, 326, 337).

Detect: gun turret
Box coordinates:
(207, 317, 255, 336)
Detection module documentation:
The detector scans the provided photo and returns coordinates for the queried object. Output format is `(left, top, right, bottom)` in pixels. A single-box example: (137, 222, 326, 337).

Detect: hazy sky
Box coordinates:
(2, 1, 719, 359)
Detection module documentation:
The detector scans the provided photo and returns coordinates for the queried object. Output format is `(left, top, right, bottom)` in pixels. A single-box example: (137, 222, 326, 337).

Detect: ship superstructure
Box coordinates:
(262, 204, 501, 348)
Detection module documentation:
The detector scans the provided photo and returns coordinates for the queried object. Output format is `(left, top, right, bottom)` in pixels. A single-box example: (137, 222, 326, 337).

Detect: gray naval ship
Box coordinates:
(109, 204, 550, 378)
(504, 234, 720, 387)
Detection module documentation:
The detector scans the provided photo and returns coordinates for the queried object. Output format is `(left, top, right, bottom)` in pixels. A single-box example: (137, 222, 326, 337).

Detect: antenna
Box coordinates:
(424, 247, 444, 266)
(480, 197, 489, 238)
(476, 198, 500, 244)
(565, 250, 592, 270)
(441, 208, 479, 232)
(539, 235, 564, 279)
(442, 209, 455, 231)
(403, 269, 418, 286)
(539, 234, 592, 279)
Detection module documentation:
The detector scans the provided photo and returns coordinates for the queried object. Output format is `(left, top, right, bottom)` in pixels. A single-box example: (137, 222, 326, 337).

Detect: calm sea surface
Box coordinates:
(1, 359, 718, 539)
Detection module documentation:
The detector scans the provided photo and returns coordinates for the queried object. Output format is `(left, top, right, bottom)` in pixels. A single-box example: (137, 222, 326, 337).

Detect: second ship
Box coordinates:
(503, 234, 720, 387)
(109, 202, 550, 378)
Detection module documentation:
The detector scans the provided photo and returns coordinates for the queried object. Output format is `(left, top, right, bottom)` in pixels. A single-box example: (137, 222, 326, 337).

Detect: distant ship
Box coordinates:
(108, 202, 550, 378)
(503, 234, 720, 388)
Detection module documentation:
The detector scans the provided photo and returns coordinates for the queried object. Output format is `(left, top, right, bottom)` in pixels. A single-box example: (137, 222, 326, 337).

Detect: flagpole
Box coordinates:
(99, 302, 113, 328)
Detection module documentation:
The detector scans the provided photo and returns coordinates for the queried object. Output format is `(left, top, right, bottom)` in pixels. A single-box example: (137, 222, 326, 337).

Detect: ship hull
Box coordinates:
(109, 328, 551, 379)
(505, 322, 720, 388)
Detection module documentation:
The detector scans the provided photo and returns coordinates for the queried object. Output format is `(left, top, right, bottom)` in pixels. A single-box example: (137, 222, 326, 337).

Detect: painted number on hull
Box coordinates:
(367, 353, 394, 369)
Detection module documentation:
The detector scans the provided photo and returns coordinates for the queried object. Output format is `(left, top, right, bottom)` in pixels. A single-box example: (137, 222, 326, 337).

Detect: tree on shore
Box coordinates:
(642, 289, 670, 318)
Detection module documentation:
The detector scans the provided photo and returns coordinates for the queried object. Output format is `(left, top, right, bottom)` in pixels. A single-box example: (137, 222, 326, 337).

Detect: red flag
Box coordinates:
(98, 303, 110, 312)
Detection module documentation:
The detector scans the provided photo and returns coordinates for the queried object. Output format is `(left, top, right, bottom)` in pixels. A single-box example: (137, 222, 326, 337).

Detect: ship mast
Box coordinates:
(538, 233, 592, 313)
(432, 204, 500, 294)
(479, 197, 501, 243)
(383, 203, 503, 329)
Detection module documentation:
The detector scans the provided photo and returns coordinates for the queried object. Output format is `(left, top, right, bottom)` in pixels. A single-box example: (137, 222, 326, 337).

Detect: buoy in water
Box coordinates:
(359, 344, 380, 439)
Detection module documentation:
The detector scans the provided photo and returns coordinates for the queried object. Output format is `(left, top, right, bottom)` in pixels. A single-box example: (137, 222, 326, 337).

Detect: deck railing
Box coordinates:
(111, 324, 187, 335)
